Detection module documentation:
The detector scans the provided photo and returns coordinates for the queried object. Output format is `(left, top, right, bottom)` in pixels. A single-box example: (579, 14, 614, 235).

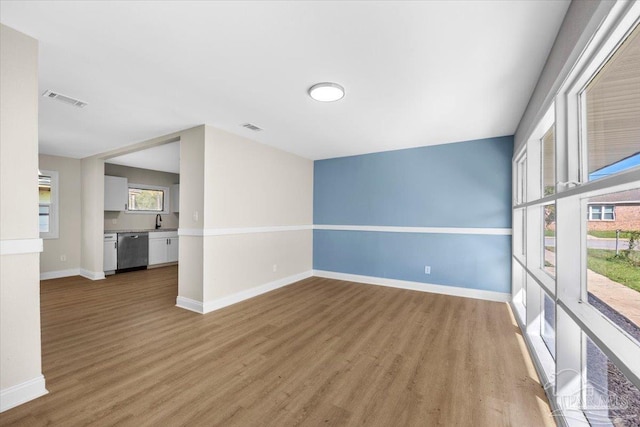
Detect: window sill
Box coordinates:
(125, 210, 170, 215)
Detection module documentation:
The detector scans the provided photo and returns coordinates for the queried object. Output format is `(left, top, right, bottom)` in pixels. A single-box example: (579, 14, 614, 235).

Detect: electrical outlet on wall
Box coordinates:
(424, 266, 431, 274)
(112, 218, 117, 225)
(273, 264, 277, 272)
(60, 254, 67, 262)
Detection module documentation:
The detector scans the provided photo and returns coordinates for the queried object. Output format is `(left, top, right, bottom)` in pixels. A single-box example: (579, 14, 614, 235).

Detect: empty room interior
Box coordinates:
(1, 1, 640, 426)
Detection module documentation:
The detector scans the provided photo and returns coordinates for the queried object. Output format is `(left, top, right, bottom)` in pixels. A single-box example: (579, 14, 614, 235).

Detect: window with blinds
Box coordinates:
(584, 23, 640, 181)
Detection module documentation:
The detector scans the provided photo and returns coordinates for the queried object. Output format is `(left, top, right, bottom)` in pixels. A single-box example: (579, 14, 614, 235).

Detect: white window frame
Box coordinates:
(564, 6, 640, 187)
(126, 183, 170, 215)
(514, 150, 527, 205)
(511, 3, 640, 425)
(512, 145, 528, 315)
(524, 104, 557, 298)
(540, 123, 556, 197)
(560, 0, 640, 392)
(39, 169, 59, 239)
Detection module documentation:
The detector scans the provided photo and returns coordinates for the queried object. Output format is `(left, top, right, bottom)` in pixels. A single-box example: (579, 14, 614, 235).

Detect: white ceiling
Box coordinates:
(106, 141, 180, 174)
(0, 1, 570, 161)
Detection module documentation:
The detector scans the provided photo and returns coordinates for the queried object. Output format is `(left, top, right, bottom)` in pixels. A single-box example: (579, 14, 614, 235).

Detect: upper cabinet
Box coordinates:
(171, 184, 179, 213)
(104, 176, 128, 211)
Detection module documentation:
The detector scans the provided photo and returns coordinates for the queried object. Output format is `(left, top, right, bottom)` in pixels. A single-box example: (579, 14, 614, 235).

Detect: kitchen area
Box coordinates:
(102, 142, 180, 275)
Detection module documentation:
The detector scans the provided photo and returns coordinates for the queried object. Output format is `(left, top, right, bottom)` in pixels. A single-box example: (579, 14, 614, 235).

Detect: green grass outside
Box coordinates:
(587, 230, 638, 239)
(587, 249, 640, 293)
(544, 230, 556, 237)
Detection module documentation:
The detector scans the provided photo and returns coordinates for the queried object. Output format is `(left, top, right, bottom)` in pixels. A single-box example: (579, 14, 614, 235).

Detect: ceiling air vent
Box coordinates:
(42, 90, 88, 108)
(241, 123, 262, 132)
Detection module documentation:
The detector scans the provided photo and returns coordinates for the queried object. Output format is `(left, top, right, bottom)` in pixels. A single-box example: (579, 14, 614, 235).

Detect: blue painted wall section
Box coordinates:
(313, 136, 514, 293)
(314, 136, 513, 228)
(313, 231, 511, 293)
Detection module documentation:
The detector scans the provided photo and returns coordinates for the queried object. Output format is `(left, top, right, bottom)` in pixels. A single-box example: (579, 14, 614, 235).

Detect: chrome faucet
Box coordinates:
(155, 214, 162, 229)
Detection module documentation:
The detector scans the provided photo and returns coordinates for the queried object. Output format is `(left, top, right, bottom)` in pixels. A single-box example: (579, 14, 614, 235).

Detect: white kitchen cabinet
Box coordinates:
(148, 231, 179, 265)
(171, 184, 180, 213)
(148, 236, 168, 265)
(167, 237, 179, 262)
(104, 176, 128, 211)
(103, 233, 118, 273)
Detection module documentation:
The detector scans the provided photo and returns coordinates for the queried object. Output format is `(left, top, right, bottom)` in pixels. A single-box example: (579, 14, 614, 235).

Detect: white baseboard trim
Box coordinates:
(0, 238, 43, 255)
(176, 270, 314, 314)
(40, 268, 80, 281)
(79, 269, 105, 281)
(204, 270, 313, 313)
(175, 269, 507, 314)
(176, 296, 205, 314)
(313, 270, 510, 303)
(0, 374, 48, 413)
(147, 262, 178, 269)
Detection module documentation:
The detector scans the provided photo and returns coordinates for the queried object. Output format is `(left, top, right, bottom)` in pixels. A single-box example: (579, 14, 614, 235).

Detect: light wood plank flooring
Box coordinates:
(1, 266, 554, 426)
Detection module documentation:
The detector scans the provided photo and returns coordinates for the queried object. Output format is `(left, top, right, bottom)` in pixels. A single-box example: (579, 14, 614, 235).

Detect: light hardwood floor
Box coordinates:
(1, 267, 555, 426)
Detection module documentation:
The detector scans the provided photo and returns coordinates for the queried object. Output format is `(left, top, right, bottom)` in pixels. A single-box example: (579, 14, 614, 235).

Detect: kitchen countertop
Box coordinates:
(105, 228, 178, 234)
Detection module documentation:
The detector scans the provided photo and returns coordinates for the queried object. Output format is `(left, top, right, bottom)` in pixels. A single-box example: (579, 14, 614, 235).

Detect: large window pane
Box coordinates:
(514, 208, 526, 258)
(542, 125, 555, 196)
(128, 188, 164, 212)
(584, 23, 640, 181)
(516, 154, 527, 204)
(584, 334, 640, 425)
(543, 204, 556, 276)
(521, 209, 526, 257)
(541, 292, 555, 359)
(586, 188, 640, 340)
(522, 269, 527, 308)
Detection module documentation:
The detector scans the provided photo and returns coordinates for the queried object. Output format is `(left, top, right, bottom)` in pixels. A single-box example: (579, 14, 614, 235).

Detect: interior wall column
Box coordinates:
(0, 23, 48, 412)
(80, 156, 105, 279)
(176, 125, 206, 309)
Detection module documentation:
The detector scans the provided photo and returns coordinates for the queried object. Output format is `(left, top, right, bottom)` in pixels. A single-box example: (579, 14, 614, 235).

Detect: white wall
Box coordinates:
(104, 163, 179, 231)
(115, 125, 314, 309)
(202, 126, 313, 302)
(205, 126, 313, 228)
(0, 24, 47, 411)
(39, 155, 82, 276)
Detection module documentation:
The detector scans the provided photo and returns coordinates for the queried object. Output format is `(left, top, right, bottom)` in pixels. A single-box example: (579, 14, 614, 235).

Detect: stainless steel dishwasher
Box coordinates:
(117, 232, 149, 272)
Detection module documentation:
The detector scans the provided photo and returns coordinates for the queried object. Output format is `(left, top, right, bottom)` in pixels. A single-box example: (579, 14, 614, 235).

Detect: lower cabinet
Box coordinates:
(103, 233, 118, 273)
(148, 237, 168, 265)
(167, 237, 179, 263)
(148, 232, 179, 266)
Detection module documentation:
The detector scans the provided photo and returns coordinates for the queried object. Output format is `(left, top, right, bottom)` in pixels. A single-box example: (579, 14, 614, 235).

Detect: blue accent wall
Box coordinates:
(313, 136, 514, 293)
(314, 136, 513, 228)
(314, 231, 511, 293)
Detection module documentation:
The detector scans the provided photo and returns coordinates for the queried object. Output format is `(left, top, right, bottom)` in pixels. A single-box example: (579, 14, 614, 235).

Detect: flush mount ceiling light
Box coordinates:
(308, 82, 345, 102)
